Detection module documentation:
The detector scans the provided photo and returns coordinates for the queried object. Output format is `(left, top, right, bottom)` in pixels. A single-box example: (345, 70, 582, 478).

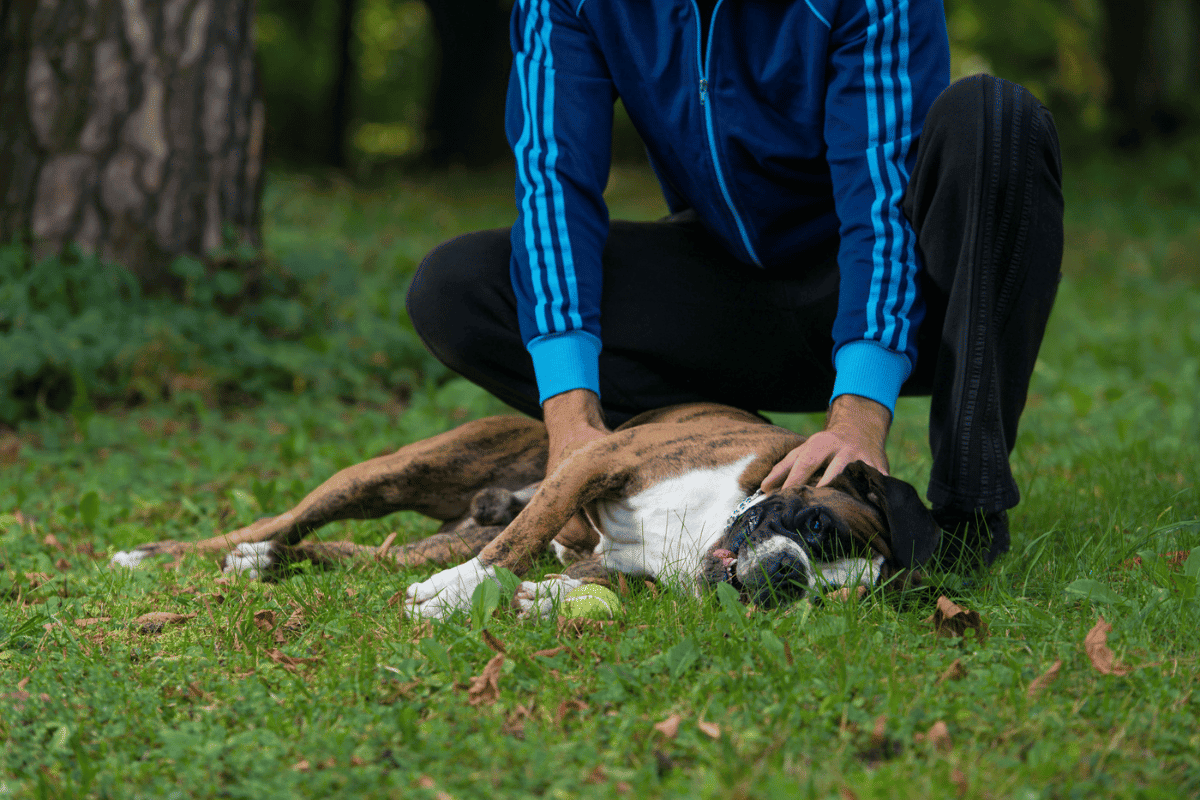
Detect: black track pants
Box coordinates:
(406, 75, 1064, 513)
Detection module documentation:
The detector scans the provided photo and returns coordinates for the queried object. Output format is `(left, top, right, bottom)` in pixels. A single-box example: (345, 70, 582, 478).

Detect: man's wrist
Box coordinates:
(542, 388, 606, 437)
(826, 393, 891, 445)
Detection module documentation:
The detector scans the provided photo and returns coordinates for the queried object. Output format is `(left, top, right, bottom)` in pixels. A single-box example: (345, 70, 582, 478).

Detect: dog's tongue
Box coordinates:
(712, 548, 737, 568)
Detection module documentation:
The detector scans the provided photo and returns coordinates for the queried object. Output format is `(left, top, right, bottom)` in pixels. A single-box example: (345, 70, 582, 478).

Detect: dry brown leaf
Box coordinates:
(840, 788, 859, 800)
(134, 612, 197, 635)
(24, 572, 52, 589)
(697, 720, 721, 739)
(73, 617, 111, 627)
(481, 629, 507, 654)
(1026, 659, 1063, 698)
(502, 703, 535, 737)
(937, 658, 967, 684)
(616, 572, 631, 597)
(253, 610, 277, 632)
(653, 713, 682, 739)
(555, 698, 589, 724)
(43, 534, 62, 550)
(869, 714, 888, 749)
(533, 646, 567, 659)
(17, 677, 30, 691)
(783, 639, 794, 667)
(264, 648, 321, 671)
(292, 760, 311, 773)
(927, 596, 988, 641)
(416, 775, 455, 800)
(914, 720, 952, 752)
(586, 766, 608, 784)
(1084, 617, 1130, 676)
(54, 558, 70, 571)
(644, 580, 659, 598)
(951, 767, 968, 797)
(466, 653, 505, 706)
(615, 780, 632, 794)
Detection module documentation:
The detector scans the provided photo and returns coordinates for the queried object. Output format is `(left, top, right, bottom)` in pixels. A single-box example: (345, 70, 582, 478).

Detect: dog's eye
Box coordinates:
(796, 509, 833, 548)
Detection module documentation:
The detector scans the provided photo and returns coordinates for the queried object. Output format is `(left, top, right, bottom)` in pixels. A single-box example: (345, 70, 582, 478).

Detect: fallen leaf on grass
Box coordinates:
(24, 572, 52, 589)
(937, 658, 967, 684)
(927, 596, 988, 641)
(502, 703, 535, 737)
(416, 774, 455, 800)
(292, 760, 311, 773)
(466, 653, 505, 706)
(43, 534, 62, 550)
(73, 617, 111, 627)
(555, 699, 589, 724)
(532, 646, 567, 659)
(869, 715, 888, 749)
(481, 629, 506, 654)
(951, 767, 968, 797)
(1026, 659, 1063, 697)
(264, 648, 321, 671)
(914, 720, 952, 752)
(697, 720, 721, 739)
(840, 788, 859, 800)
(653, 713, 682, 739)
(253, 610, 277, 632)
(1084, 617, 1130, 676)
(586, 765, 608, 784)
(134, 612, 197, 635)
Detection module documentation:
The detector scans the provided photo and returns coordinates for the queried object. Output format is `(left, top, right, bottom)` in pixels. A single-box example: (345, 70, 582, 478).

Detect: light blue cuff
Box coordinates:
(830, 340, 912, 415)
(527, 331, 602, 404)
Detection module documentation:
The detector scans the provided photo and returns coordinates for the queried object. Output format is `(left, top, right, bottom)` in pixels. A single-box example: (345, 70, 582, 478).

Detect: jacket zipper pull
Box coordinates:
(699, 78, 708, 105)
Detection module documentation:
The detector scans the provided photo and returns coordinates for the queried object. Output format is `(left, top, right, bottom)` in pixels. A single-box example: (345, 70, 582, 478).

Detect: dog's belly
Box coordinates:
(594, 455, 754, 589)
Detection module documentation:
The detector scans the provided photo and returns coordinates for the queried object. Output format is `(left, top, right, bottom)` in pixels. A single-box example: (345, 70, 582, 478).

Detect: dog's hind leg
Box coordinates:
(111, 416, 547, 571)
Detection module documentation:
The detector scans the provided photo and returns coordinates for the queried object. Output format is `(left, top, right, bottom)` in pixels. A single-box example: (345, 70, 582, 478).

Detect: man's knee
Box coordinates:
(406, 229, 510, 347)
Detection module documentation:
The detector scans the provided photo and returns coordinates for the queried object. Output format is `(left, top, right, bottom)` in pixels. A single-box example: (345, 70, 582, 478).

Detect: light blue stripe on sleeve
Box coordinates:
(528, 330, 603, 403)
(514, 1, 550, 335)
(862, 0, 887, 342)
(538, 0, 583, 330)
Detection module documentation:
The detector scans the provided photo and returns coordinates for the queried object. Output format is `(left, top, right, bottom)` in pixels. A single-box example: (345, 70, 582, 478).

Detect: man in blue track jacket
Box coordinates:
(408, 0, 1064, 569)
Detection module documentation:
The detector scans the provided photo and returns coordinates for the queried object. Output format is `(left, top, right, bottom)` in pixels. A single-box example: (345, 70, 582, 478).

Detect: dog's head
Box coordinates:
(699, 461, 940, 606)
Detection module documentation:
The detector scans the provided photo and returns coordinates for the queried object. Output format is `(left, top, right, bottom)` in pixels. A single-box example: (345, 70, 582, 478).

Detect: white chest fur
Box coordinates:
(593, 454, 755, 589)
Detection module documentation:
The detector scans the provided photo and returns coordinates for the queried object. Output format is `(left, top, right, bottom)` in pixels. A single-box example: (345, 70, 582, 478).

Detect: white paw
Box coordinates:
(223, 542, 276, 579)
(513, 575, 583, 619)
(405, 557, 498, 620)
(110, 550, 150, 568)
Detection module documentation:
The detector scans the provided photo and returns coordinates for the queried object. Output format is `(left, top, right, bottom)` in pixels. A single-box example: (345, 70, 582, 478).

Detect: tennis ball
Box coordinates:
(560, 585, 622, 620)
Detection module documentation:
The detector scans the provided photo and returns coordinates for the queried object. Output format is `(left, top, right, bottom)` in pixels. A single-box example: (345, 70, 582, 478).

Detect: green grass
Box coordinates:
(2, 152, 1199, 798)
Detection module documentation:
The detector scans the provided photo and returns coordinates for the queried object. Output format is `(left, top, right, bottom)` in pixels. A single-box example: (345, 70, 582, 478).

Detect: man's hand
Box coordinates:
(761, 394, 891, 491)
(542, 389, 611, 478)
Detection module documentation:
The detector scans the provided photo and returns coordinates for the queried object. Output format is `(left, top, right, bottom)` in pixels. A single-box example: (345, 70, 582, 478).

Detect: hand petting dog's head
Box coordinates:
(700, 461, 940, 605)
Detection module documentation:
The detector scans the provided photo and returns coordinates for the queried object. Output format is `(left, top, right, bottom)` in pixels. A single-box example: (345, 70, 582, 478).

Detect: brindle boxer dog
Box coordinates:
(111, 403, 940, 618)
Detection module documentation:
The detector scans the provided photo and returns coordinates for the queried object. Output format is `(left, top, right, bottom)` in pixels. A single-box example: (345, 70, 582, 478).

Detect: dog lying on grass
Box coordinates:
(112, 403, 940, 618)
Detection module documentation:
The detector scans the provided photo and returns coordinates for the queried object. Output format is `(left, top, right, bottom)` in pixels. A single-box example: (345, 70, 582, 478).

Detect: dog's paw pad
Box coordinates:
(223, 542, 276, 579)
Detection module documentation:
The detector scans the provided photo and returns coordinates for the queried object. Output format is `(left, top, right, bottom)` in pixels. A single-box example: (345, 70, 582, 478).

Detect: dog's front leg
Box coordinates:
(405, 435, 633, 619)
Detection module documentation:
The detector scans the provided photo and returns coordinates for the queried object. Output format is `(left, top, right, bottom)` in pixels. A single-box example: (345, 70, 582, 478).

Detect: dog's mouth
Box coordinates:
(702, 500, 817, 606)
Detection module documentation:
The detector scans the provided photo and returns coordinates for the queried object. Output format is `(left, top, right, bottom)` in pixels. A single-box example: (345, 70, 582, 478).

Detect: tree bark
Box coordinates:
(0, 0, 265, 291)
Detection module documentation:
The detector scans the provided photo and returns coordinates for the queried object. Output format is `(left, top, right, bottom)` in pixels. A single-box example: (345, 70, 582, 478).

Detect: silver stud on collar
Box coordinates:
(723, 489, 766, 533)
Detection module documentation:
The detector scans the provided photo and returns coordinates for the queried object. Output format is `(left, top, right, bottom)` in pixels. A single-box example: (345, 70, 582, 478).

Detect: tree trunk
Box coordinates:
(0, 0, 265, 291)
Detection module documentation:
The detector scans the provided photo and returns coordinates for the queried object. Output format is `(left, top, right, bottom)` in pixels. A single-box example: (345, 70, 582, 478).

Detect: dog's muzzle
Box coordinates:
(713, 500, 828, 606)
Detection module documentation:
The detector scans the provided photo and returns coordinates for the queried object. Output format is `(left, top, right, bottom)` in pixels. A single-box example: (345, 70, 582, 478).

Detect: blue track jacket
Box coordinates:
(506, 0, 951, 414)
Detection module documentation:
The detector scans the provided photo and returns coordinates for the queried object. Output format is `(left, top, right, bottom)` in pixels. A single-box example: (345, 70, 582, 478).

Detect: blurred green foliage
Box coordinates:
(255, 0, 1199, 167)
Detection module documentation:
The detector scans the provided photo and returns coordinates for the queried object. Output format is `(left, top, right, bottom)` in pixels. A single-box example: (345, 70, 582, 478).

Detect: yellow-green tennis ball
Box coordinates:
(561, 585, 622, 620)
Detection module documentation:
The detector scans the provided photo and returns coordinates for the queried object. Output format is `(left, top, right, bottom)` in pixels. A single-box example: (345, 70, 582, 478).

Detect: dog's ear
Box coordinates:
(829, 461, 941, 569)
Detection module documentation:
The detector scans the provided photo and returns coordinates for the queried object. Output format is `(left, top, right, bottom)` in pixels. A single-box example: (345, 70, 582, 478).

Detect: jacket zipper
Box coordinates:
(692, 0, 762, 266)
